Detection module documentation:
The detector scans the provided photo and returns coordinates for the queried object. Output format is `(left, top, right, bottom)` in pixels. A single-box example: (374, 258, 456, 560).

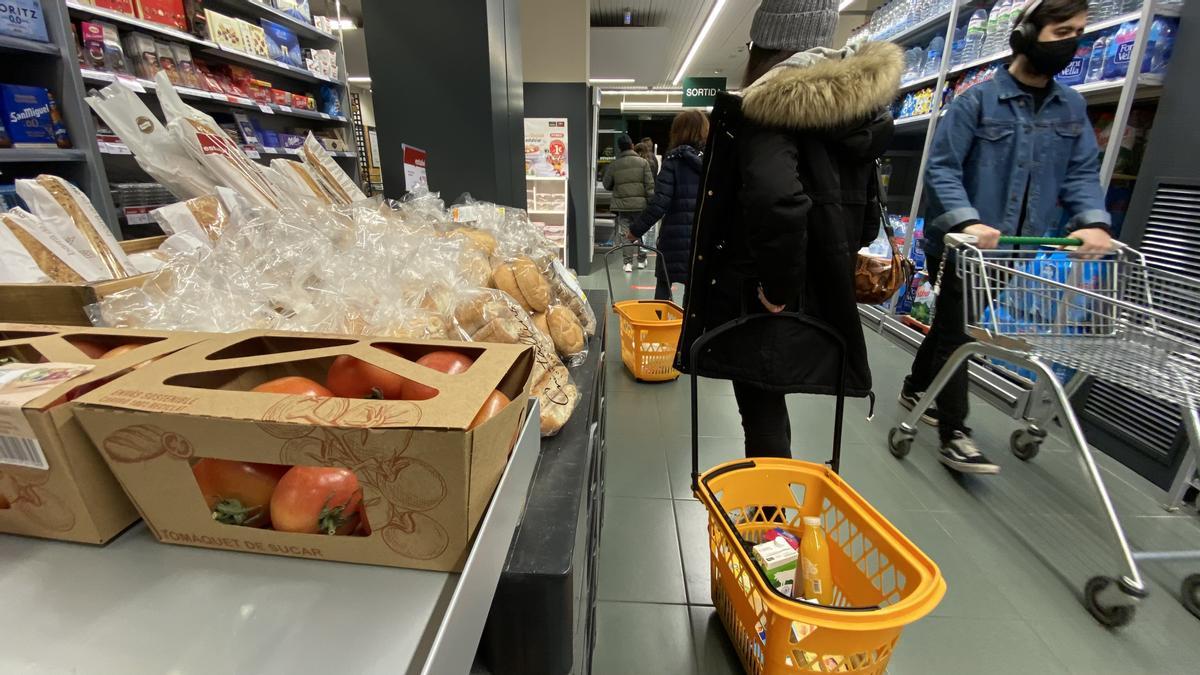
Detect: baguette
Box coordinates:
(30, 176, 136, 278)
(2, 213, 85, 283)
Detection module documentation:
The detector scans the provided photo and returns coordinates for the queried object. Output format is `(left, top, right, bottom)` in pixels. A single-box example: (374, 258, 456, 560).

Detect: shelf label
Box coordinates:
(122, 206, 154, 225)
(319, 112, 330, 119)
(101, 142, 131, 155)
(258, 104, 275, 114)
(278, 105, 292, 113)
(244, 149, 261, 159)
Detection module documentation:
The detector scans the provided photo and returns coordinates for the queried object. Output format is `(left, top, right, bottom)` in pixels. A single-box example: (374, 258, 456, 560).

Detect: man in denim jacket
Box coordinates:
(901, 0, 1112, 474)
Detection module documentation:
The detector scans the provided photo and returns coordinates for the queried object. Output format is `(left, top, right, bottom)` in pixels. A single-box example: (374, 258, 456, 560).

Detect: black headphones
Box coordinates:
(1008, 0, 1043, 54)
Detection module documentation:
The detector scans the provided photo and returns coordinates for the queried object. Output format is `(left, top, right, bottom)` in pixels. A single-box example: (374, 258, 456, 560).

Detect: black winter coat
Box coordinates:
(630, 144, 702, 287)
(676, 42, 902, 397)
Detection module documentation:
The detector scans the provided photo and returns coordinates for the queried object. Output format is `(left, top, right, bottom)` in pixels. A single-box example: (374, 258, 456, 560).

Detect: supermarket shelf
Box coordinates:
(528, 209, 566, 215)
(898, 72, 939, 92)
(203, 0, 338, 45)
(99, 141, 355, 160)
(0, 148, 87, 162)
(944, 11, 1142, 77)
(81, 70, 347, 123)
(66, 1, 340, 87)
(884, 2, 960, 46)
(1086, 9, 1145, 35)
(894, 112, 936, 132)
(1075, 73, 1164, 102)
(1, 402, 542, 675)
(858, 303, 887, 330)
(0, 34, 59, 56)
(950, 49, 1011, 75)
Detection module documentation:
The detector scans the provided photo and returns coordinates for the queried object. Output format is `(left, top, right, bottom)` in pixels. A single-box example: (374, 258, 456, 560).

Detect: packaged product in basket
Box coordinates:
(86, 79, 219, 199)
(155, 73, 289, 209)
(753, 538, 798, 597)
(300, 132, 365, 204)
(17, 175, 136, 279)
(0, 209, 53, 282)
(123, 32, 160, 79)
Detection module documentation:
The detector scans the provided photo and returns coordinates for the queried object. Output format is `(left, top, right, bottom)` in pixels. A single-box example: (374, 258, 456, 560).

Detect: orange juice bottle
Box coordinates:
(800, 516, 833, 605)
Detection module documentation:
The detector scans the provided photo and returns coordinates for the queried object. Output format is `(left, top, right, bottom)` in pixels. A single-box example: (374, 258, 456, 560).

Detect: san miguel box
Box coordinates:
(75, 330, 533, 570)
(0, 324, 204, 543)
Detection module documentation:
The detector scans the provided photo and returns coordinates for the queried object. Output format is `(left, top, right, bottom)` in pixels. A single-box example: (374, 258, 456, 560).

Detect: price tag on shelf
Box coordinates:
(116, 74, 146, 93)
(258, 104, 274, 114)
(244, 149, 261, 159)
(101, 142, 131, 155)
(278, 105, 292, 113)
(122, 206, 154, 225)
(319, 112, 330, 119)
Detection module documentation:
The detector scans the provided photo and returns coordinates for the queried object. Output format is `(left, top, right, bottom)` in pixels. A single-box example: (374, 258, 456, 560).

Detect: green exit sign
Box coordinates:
(682, 77, 726, 107)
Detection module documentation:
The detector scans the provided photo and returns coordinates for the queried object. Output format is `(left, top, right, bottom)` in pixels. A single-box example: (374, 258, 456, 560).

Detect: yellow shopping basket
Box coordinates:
(689, 314, 946, 674)
(605, 244, 683, 382)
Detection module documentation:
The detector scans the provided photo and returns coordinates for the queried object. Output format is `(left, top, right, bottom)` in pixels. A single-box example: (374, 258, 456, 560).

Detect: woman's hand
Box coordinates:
(757, 286, 785, 314)
(624, 230, 638, 242)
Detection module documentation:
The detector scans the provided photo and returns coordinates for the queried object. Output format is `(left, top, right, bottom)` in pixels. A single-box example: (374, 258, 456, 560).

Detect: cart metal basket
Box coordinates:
(604, 244, 683, 382)
(888, 234, 1200, 626)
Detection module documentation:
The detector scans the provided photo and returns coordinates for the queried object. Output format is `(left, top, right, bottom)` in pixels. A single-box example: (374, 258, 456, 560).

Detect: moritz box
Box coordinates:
(75, 330, 533, 571)
(0, 324, 204, 543)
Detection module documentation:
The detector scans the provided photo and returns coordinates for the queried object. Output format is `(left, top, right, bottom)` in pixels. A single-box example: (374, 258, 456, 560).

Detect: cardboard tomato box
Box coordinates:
(75, 330, 533, 570)
(0, 325, 205, 544)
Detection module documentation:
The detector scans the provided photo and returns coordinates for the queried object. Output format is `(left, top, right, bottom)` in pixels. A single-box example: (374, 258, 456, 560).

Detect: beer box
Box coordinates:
(75, 330, 533, 570)
(0, 0, 49, 43)
(0, 84, 54, 146)
(0, 325, 205, 543)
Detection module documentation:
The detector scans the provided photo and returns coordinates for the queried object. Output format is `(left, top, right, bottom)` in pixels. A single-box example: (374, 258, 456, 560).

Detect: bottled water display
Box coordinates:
(923, 36, 944, 77)
(1149, 17, 1178, 75)
(950, 26, 967, 66)
(963, 10, 989, 62)
(1085, 35, 1109, 82)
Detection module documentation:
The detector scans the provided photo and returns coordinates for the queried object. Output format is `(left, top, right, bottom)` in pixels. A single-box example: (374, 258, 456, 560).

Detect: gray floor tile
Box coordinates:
(886, 616, 1069, 674)
(674, 499, 714, 606)
(596, 497, 688, 604)
(688, 606, 742, 675)
(665, 435, 745, 500)
(606, 442, 672, 499)
(657, 394, 744, 438)
(592, 601, 697, 675)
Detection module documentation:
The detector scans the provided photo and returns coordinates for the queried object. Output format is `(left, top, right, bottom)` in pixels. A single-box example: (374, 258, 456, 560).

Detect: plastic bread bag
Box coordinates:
(537, 252, 597, 337)
(452, 286, 578, 435)
(85, 79, 218, 200)
(150, 190, 242, 245)
(16, 176, 137, 279)
(0, 212, 51, 282)
(300, 132, 366, 205)
(268, 158, 337, 204)
(492, 253, 588, 363)
(155, 73, 290, 210)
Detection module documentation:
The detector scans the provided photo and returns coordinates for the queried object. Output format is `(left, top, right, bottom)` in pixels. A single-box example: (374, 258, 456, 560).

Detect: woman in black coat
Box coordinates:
(677, 6, 901, 459)
(627, 110, 708, 301)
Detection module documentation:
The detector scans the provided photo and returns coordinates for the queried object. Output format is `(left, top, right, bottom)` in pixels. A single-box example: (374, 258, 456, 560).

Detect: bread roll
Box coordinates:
(472, 317, 522, 344)
(547, 306, 585, 356)
(451, 227, 497, 257)
(492, 263, 529, 311)
(512, 257, 551, 313)
(534, 364, 578, 436)
(531, 312, 550, 340)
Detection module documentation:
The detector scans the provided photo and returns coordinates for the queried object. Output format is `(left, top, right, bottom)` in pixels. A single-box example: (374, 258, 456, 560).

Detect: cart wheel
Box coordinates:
(1084, 576, 1137, 628)
(1182, 575, 1200, 621)
(1009, 429, 1042, 461)
(888, 428, 913, 459)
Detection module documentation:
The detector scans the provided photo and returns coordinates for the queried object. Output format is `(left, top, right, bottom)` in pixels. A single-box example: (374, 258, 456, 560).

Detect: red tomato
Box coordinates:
(326, 346, 408, 399)
(402, 350, 474, 401)
(252, 376, 333, 397)
(470, 389, 511, 429)
(66, 339, 110, 359)
(99, 344, 141, 360)
(270, 466, 363, 535)
(192, 458, 288, 528)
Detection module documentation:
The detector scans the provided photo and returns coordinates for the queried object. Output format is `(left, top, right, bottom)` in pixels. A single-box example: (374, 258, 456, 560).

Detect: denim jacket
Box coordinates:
(924, 68, 1110, 259)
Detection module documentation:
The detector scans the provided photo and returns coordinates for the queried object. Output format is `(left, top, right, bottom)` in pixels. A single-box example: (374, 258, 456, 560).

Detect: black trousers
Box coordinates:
(654, 276, 681, 302)
(732, 381, 792, 459)
(906, 253, 971, 442)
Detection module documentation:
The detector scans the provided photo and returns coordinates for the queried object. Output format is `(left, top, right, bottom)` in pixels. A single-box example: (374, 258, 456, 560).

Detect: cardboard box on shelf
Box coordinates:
(135, 0, 187, 32)
(94, 0, 136, 15)
(0, 325, 205, 543)
(205, 9, 243, 52)
(0, 235, 163, 326)
(75, 331, 534, 570)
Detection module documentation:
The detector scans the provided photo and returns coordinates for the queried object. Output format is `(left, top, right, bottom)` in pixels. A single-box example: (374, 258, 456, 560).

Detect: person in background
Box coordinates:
(638, 137, 660, 176)
(681, 0, 902, 459)
(901, 0, 1111, 475)
(603, 134, 655, 272)
(625, 110, 709, 301)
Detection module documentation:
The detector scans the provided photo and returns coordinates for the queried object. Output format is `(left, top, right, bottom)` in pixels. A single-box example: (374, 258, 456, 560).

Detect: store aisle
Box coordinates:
(583, 255, 1200, 675)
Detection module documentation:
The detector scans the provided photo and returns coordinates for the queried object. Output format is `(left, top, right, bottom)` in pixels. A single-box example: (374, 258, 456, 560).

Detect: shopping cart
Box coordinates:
(604, 243, 683, 382)
(887, 234, 1200, 626)
(691, 313, 945, 674)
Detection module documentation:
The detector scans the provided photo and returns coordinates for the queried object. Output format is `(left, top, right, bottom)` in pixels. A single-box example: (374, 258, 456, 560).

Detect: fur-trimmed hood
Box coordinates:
(742, 41, 902, 131)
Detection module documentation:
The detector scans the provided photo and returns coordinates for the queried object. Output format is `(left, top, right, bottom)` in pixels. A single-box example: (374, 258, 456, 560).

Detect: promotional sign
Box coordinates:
(402, 143, 427, 192)
(523, 118, 568, 177)
(682, 76, 726, 107)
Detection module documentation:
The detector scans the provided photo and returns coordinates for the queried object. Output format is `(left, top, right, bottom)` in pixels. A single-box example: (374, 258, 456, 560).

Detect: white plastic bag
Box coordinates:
(16, 176, 136, 279)
(300, 132, 365, 205)
(0, 213, 50, 283)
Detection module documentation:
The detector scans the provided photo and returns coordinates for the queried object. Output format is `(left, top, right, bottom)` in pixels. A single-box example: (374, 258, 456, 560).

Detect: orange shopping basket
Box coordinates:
(689, 314, 946, 674)
(605, 244, 683, 382)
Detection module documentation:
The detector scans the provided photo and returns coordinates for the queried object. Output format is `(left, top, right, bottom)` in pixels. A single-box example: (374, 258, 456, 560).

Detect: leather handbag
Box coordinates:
(855, 162, 914, 304)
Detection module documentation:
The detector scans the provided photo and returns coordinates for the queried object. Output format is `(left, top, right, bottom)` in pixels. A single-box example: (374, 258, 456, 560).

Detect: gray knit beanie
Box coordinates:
(751, 0, 839, 53)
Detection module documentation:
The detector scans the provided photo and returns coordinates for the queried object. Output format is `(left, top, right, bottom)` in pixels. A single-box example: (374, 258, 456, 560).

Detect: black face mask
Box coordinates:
(1024, 36, 1081, 76)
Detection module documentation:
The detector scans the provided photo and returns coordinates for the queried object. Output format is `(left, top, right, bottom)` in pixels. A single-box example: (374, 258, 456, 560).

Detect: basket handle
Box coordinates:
(602, 243, 671, 302)
(689, 312, 847, 494)
(946, 233, 1086, 248)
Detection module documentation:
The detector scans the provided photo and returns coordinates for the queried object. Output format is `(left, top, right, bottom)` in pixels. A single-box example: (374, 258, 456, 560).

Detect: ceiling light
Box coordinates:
(333, 18, 357, 30)
(590, 78, 636, 84)
(347, 76, 372, 83)
(672, 0, 727, 85)
(838, 0, 855, 10)
(620, 102, 684, 112)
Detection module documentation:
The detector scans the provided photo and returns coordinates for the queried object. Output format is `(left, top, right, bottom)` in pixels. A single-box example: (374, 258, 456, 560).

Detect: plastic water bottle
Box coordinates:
(983, 2, 1001, 54)
(1120, 0, 1143, 14)
(950, 26, 967, 66)
(923, 37, 944, 77)
(1150, 17, 1177, 74)
(991, 0, 1013, 53)
(1093, 0, 1116, 21)
(1104, 21, 1137, 80)
(964, 10, 989, 62)
(1085, 34, 1108, 82)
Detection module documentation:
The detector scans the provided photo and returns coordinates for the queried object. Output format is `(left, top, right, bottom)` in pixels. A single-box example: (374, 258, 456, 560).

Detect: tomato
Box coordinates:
(66, 339, 110, 360)
(270, 466, 364, 535)
(99, 344, 141, 360)
(326, 346, 408, 399)
(402, 350, 475, 401)
(192, 459, 288, 528)
(470, 389, 511, 429)
(252, 376, 333, 397)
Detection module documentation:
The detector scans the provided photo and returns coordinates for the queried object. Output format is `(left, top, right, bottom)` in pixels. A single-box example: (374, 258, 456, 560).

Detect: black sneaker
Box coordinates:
(898, 389, 940, 426)
(939, 431, 1001, 474)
